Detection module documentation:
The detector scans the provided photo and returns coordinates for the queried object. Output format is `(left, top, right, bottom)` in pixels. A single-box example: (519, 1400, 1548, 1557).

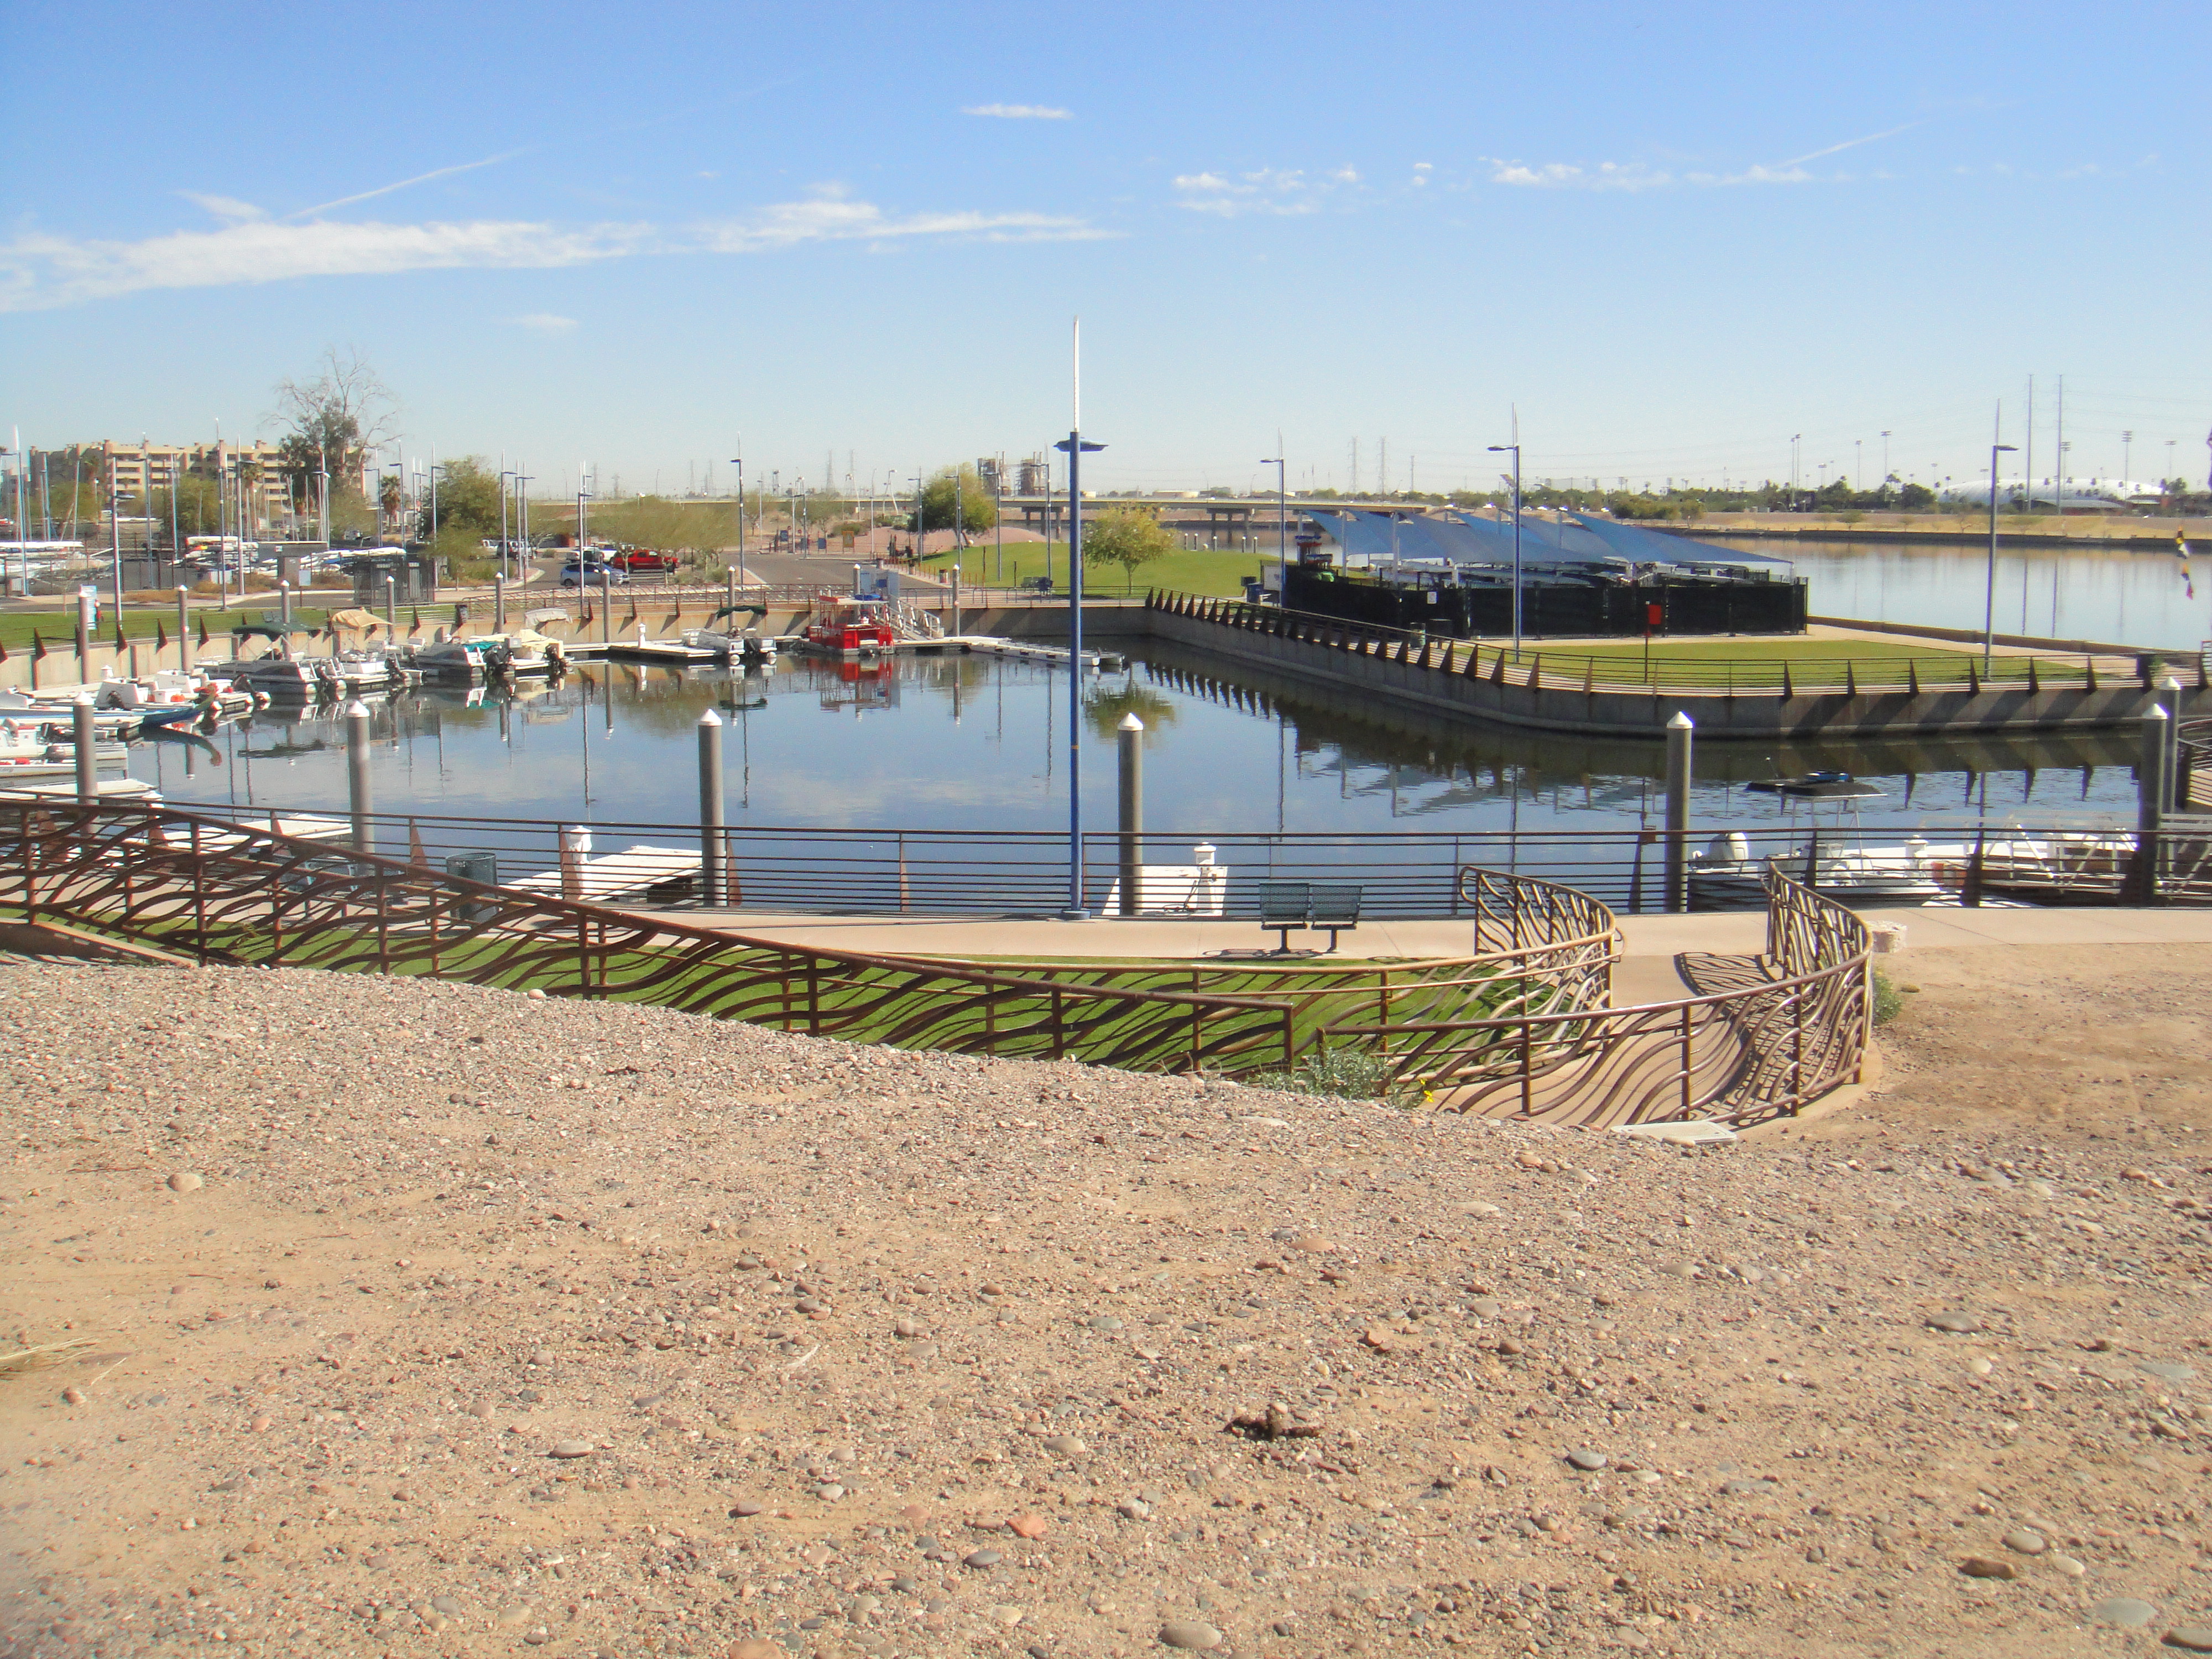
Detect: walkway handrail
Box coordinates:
(1324, 866, 1870, 1129)
(0, 799, 1618, 1079)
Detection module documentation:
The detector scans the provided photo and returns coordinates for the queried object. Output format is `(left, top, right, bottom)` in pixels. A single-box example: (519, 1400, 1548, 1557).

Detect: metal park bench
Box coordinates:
(1256, 881, 1364, 954)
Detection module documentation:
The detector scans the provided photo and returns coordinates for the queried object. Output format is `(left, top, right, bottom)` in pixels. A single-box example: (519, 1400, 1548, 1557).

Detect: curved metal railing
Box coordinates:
(1329, 865, 1870, 1129)
(0, 800, 1616, 1079)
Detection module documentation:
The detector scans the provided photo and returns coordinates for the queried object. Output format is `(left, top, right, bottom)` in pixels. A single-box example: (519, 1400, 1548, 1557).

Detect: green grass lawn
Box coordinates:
(0, 605, 338, 651)
(919, 543, 1268, 599)
(1501, 634, 2081, 690)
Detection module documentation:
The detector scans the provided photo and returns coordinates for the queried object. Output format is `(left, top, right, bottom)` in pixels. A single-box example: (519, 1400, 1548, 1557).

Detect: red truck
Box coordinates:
(607, 546, 679, 574)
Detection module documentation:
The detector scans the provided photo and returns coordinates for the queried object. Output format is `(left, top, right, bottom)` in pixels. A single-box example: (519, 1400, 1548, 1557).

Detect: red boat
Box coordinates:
(801, 594, 896, 656)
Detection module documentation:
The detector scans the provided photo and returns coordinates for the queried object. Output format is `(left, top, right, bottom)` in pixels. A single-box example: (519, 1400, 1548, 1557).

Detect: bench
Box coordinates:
(1256, 881, 1363, 953)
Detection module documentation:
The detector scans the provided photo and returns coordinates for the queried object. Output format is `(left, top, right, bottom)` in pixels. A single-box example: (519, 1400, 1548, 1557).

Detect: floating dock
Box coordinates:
(508, 844, 701, 902)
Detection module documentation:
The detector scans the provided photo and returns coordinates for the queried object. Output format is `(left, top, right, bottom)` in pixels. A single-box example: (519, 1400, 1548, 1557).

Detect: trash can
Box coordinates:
(443, 852, 499, 922)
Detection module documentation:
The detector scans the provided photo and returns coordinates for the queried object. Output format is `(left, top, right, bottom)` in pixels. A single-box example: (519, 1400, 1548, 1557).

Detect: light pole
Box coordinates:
(499, 468, 519, 581)
(1880, 431, 1892, 497)
(1790, 434, 1801, 506)
(2122, 430, 2134, 489)
(1487, 442, 1523, 656)
(1984, 437, 2019, 669)
(728, 455, 744, 573)
(1, 438, 25, 599)
(1054, 319, 1106, 918)
(1260, 447, 1287, 601)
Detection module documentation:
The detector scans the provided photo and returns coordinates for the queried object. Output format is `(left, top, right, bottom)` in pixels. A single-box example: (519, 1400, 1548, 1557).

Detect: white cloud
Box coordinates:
(1171, 165, 1360, 217)
(1484, 122, 1922, 194)
(0, 216, 650, 311)
(1484, 156, 1826, 190)
(0, 189, 1107, 312)
(178, 192, 265, 222)
(963, 103, 1071, 119)
(512, 312, 578, 333)
(698, 195, 1107, 251)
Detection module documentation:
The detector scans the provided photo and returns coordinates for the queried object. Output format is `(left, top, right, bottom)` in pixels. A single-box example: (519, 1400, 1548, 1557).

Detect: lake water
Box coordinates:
(134, 642, 2147, 848)
(1699, 535, 2212, 653)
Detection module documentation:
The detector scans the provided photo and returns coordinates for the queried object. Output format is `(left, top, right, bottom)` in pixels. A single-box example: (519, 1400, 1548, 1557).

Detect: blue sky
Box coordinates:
(4, 0, 2206, 499)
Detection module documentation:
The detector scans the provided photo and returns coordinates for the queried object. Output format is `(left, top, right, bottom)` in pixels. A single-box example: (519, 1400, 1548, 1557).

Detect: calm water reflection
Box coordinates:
(1700, 535, 2212, 653)
(133, 643, 2145, 839)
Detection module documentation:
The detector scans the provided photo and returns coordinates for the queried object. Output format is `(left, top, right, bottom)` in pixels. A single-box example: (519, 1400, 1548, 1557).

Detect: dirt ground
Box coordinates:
(3, 942, 2210, 1659)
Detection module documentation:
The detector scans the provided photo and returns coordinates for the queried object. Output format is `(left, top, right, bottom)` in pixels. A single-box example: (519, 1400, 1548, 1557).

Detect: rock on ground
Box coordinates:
(1, 943, 2210, 1658)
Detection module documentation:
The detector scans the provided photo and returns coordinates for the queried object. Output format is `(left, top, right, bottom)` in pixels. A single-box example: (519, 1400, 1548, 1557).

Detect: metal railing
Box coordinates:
(0, 800, 1613, 1079)
(122, 805, 2212, 914)
(1149, 590, 2200, 698)
(1338, 867, 1871, 1129)
(0, 804, 1918, 1126)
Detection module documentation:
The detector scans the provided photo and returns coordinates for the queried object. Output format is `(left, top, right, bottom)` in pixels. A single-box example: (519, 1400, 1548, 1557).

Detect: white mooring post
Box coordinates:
(73, 696, 98, 805)
(698, 708, 726, 908)
(1118, 713, 1144, 917)
(2140, 702, 2171, 902)
(345, 699, 374, 854)
(1664, 711, 1694, 914)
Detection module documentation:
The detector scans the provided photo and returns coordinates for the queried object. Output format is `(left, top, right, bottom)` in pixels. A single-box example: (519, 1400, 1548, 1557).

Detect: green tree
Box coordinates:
(917, 466, 997, 539)
(148, 477, 225, 542)
(432, 456, 504, 536)
(1083, 505, 1175, 592)
(270, 346, 397, 516)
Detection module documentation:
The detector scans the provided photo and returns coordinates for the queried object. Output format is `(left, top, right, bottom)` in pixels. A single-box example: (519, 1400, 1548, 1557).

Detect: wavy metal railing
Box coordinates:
(1333, 867, 1870, 1130)
(0, 801, 1616, 1079)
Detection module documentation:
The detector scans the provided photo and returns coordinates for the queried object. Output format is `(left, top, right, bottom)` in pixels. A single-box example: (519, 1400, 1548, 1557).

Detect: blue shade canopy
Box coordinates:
(1303, 507, 1794, 571)
(1568, 512, 1796, 568)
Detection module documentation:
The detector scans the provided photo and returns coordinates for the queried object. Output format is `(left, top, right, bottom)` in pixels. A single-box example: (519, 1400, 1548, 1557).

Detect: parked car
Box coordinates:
(608, 548, 679, 574)
(559, 560, 630, 588)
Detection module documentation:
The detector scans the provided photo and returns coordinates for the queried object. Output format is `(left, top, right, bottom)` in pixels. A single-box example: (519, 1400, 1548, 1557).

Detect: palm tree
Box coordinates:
(379, 473, 403, 536)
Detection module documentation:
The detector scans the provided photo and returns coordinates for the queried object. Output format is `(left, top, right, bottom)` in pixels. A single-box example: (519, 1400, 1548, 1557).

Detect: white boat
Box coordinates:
(414, 630, 565, 681)
(232, 650, 407, 698)
(0, 693, 147, 741)
(1688, 831, 1956, 909)
(680, 625, 778, 665)
(92, 668, 260, 723)
(0, 714, 129, 779)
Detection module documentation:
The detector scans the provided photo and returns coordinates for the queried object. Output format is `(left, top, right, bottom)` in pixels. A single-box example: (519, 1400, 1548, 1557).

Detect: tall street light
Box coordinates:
(728, 455, 744, 572)
(1984, 437, 2020, 669)
(1487, 442, 1523, 656)
(1053, 319, 1106, 918)
(1260, 448, 1287, 601)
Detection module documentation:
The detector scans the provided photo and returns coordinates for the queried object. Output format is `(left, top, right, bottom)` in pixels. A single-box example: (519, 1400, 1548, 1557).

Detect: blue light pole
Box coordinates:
(1054, 319, 1105, 918)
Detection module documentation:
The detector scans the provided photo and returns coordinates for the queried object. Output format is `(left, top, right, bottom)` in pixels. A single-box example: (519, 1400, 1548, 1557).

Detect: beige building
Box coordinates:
(100, 440, 295, 519)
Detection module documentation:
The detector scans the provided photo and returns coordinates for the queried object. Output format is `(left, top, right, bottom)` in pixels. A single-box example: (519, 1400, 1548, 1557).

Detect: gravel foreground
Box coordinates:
(3, 946, 2211, 1659)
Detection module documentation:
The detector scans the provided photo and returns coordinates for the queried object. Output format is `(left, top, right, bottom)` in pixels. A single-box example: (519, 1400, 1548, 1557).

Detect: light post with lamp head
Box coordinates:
(727, 454, 744, 572)
(1487, 442, 1523, 656)
(1053, 318, 1105, 918)
(1260, 449, 1286, 601)
(1985, 436, 2019, 669)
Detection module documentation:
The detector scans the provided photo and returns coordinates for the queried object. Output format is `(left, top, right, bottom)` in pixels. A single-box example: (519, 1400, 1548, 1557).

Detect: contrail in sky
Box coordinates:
(1770, 119, 1927, 171)
(289, 150, 529, 219)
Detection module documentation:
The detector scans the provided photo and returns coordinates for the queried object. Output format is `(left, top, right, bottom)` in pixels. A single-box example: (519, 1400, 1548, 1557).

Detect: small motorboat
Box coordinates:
(0, 714, 131, 778)
(1687, 830, 1958, 909)
(413, 630, 566, 681)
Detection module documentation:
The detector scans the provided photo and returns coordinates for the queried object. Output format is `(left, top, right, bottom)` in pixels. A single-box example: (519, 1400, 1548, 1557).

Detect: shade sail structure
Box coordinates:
(1567, 513, 1794, 568)
(1302, 507, 1791, 571)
